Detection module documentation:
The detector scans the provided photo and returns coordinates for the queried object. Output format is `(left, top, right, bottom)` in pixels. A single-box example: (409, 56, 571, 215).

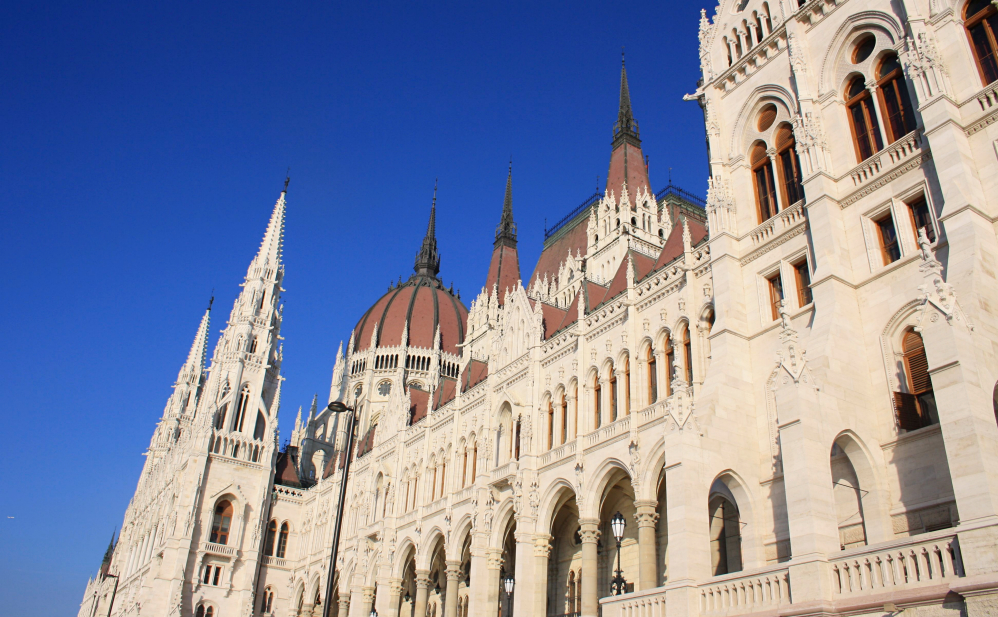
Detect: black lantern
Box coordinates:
(503, 572, 514, 596)
(370, 610, 378, 617)
(609, 511, 627, 595)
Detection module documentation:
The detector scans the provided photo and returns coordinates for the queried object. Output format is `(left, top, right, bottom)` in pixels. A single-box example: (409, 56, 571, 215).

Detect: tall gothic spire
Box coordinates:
(252, 188, 287, 271)
(613, 53, 640, 147)
(413, 181, 441, 278)
(177, 302, 212, 385)
(486, 165, 521, 306)
(495, 161, 517, 247)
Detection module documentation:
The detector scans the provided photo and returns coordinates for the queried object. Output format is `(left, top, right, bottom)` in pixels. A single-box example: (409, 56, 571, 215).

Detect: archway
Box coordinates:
(546, 487, 581, 617)
(596, 468, 637, 597)
(830, 438, 867, 549)
(708, 479, 743, 576)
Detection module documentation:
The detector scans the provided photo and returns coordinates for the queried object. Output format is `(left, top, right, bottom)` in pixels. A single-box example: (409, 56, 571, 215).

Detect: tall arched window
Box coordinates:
(647, 346, 658, 404)
(609, 363, 618, 422)
(210, 500, 233, 545)
(214, 403, 228, 431)
(277, 522, 289, 558)
(751, 142, 778, 222)
(262, 588, 275, 613)
(683, 327, 693, 383)
(895, 331, 938, 430)
(233, 385, 251, 433)
(709, 495, 743, 575)
(253, 412, 266, 441)
(567, 571, 576, 613)
(594, 374, 602, 429)
(846, 76, 883, 161)
(775, 125, 804, 206)
(547, 399, 555, 450)
(514, 418, 521, 460)
(264, 519, 277, 556)
(462, 447, 468, 487)
(664, 334, 675, 397)
(966, 0, 998, 85)
(622, 357, 630, 415)
(195, 605, 215, 617)
(250, 336, 259, 353)
(876, 54, 916, 143)
(560, 392, 568, 444)
(472, 440, 478, 479)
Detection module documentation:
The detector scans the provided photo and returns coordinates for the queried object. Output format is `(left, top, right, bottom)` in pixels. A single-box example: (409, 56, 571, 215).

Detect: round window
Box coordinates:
(852, 35, 875, 64)
(757, 104, 778, 132)
(378, 381, 392, 396)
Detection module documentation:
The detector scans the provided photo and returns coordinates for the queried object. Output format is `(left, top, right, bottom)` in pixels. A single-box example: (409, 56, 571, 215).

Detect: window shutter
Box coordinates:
(894, 391, 921, 431)
(903, 333, 932, 394)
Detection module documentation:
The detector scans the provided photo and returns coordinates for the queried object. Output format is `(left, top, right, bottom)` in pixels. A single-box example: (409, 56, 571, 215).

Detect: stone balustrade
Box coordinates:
(699, 564, 791, 616)
(830, 530, 963, 598)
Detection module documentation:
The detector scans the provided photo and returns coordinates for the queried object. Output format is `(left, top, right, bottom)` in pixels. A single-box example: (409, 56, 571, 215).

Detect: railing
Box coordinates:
(830, 531, 963, 598)
(545, 192, 601, 240)
(274, 485, 304, 499)
(847, 130, 923, 188)
(586, 415, 630, 447)
(973, 80, 998, 112)
(600, 586, 666, 617)
(540, 441, 577, 467)
(453, 486, 475, 504)
(491, 460, 517, 483)
(656, 183, 707, 208)
(748, 199, 805, 246)
(397, 510, 417, 527)
(204, 542, 235, 557)
(699, 565, 791, 616)
(262, 556, 288, 569)
(637, 401, 666, 425)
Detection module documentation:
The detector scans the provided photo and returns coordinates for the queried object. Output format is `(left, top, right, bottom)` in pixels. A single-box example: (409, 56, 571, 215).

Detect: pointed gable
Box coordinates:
(409, 387, 430, 425)
(462, 360, 489, 391)
(275, 450, 302, 487)
(540, 302, 569, 339)
(651, 219, 708, 273)
(433, 376, 458, 410)
(585, 280, 609, 311)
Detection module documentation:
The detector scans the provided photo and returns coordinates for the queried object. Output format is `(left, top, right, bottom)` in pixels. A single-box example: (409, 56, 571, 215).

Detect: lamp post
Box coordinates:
(322, 401, 358, 617)
(609, 512, 627, 596)
(502, 571, 515, 617)
(371, 609, 378, 617)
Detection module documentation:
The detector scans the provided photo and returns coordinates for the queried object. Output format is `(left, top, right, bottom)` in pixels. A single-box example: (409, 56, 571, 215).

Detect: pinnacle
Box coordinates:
(614, 54, 640, 144)
(253, 190, 287, 271)
(414, 181, 441, 278)
(179, 306, 211, 383)
(495, 162, 517, 247)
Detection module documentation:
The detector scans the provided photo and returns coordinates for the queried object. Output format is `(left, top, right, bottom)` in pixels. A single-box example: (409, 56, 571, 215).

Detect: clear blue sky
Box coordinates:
(0, 1, 713, 613)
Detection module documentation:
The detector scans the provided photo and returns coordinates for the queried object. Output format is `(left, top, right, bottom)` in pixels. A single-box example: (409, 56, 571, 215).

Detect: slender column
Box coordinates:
(485, 550, 502, 617)
(865, 81, 890, 149)
(338, 597, 350, 617)
(468, 544, 491, 617)
(359, 587, 376, 617)
(413, 571, 430, 617)
(348, 587, 367, 617)
(533, 535, 552, 617)
(444, 561, 461, 617)
(376, 579, 402, 617)
(568, 391, 578, 439)
(513, 530, 536, 617)
(766, 148, 784, 214)
(579, 519, 600, 617)
(634, 502, 659, 591)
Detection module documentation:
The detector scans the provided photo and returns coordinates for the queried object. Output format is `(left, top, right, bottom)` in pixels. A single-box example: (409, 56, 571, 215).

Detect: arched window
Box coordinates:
(895, 331, 939, 430)
(561, 392, 568, 444)
(751, 142, 778, 222)
(966, 0, 998, 85)
(462, 447, 468, 487)
(232, 385, 251, 433)
(253, 412, 266, 441)
(622, 357, 630, 415)
(261, 588, 275, 613)
(876, 54, 917, 143)
(195, 605, 215, 617)
(664, 334, 675, 397)
(647, 346, 658, 403)
(250, 337, 259, 354)
(993, 382, 998, 427)
(277, 522, 289, 558)
(775, 125, 804, 206)
(708, 495, 743, 575)
(214, 403, 228, 431)
(594, 373, 602, 429)
(210, 500, 233, 545)
(683, 327, 693, 383)
(547, 399, 555, 450)
(846, 76, 883, 162)
(472, 440, 478, 479)
(567, 571, 576, 614)
(514, 418, 521, 460)
(264, 519, 277, 556)
(608, 361, 618, 422)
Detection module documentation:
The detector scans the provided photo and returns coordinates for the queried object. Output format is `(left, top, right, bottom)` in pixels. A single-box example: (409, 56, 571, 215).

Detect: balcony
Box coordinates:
(262, 555, 288, 569)
(203, 542, 235, 558)
(841, 130, 926, 207)
(830, 530, 962, 598)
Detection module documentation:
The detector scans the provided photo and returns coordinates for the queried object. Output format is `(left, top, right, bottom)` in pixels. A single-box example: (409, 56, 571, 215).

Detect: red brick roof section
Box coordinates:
(585, 281, 609, 312)
(606, 141, 651, 210)
(651, 220, 708, 273)
(275, 451, 302, 487)
(595, 250, 657, 309)
(540, 302, 569, 340)
(557, 291, 581, 333)
(353, 279, 468, 355)
(433, 376, 458, 410)
(409, 387, 430, 425)
(485, 244, 521, 306)
(462, 360, 489, 391)
(528, 218, 589, 291)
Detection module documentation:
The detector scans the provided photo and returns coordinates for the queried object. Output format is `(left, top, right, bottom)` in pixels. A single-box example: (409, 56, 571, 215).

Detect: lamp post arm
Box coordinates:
(323, 408, 357, 617)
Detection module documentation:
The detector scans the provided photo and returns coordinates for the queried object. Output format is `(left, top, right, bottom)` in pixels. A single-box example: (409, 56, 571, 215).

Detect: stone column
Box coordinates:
(634, 501, 659, 591)
(486, 549, 503, 617)
(579, 519, 600, 617)
(376, 579, 402, 617)
(512, 530, 536, 617)
(413, 571, 430, 617)
(338, 596, 351, 617)
(568, 391, 578, 439)
(467, 543, 491, 617)
(359, 586, 376, 617)
(348, 587, 367, 617)
(766, 148, 784, 214)
(864, 81, 890, 149)
(662, 453, 710, 617)
(301, 602, 314, 617)
(533, 535, 552, 617)
(444, 561, 461, 617)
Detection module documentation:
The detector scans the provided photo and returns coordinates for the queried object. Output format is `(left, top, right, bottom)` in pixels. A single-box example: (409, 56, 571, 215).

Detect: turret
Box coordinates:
(485, 163, 521, 306)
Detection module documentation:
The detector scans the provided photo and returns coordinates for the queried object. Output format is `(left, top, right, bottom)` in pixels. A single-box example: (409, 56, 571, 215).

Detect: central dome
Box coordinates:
(353, 275, 468, 355)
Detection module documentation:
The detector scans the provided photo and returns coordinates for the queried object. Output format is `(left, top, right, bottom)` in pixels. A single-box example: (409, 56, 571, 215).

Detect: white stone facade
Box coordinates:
(81, 1, 998, 616)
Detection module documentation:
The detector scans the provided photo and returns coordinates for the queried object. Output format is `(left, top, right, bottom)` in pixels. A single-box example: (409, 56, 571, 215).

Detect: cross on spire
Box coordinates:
(414, 180, 441, 278)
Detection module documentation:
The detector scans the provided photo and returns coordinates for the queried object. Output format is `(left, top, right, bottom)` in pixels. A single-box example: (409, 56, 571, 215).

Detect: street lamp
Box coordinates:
(502, 571, 514, 617)
(609, 511, 627, 596)
(322, 401, 358, 617)
(370, 609, 378, 617)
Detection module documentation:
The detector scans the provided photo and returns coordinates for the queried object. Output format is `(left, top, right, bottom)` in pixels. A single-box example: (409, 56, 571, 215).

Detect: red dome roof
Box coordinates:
(354, 275, 468, 355)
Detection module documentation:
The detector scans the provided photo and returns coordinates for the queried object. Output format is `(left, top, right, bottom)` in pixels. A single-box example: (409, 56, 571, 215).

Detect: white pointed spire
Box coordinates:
(178, 302, 212, 385)
(252, 189, 287, 271)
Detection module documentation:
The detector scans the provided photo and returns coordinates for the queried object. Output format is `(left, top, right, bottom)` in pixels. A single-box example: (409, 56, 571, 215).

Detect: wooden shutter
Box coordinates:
(894, 391, 922, 431)
(903, 332, 932, 395)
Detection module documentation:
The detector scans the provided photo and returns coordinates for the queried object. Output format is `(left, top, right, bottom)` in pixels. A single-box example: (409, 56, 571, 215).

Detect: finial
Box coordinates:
(669, 167, 673, 184)
(622, 46, 625, 66)
(284, 168, 290, 192)
(208, 289, 214, 311)
(597, 175, 600, 193)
